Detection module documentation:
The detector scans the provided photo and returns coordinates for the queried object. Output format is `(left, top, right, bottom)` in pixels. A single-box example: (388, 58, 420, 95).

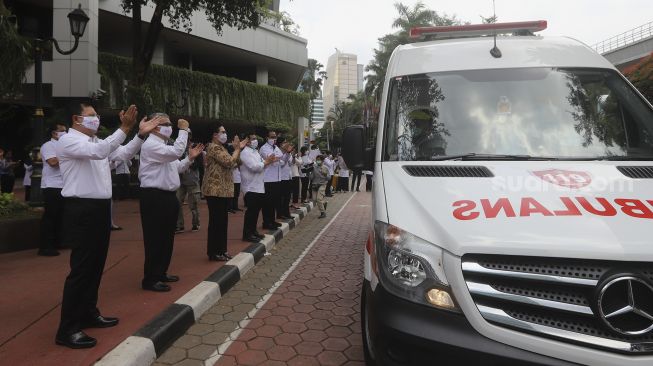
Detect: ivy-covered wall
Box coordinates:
(98, 53, 309, 129)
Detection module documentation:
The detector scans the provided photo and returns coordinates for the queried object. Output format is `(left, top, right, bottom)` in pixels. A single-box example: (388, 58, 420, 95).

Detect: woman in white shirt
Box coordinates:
(337, 155, 349, 192)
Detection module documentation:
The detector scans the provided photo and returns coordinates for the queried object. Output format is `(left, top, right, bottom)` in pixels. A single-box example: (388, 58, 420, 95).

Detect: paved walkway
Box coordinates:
(155, 192, 371, 366)
(0, 194, 322, 366)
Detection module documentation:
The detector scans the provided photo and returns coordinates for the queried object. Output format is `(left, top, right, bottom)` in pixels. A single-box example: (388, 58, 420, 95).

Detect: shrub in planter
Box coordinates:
(0, 193, 41, 253)
(0, 193, 28, 218)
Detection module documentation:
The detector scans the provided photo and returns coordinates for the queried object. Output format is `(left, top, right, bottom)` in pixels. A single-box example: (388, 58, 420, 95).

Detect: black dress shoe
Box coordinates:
(254, 232, 265, 239)
(142, 282, 171, 292)
(277, 215, 292, 220)
(242, 235, 260, 243)
(208, 253, 231, 262)
(272, 221, 282, 227)
(55, 331, 97, 349)
(81, 315, 119, 329)
(161, 274, 179, 282)
(262, 224, 278, 230)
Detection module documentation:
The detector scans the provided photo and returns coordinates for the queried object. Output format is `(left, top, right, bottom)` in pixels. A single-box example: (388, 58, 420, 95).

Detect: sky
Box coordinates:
(280, 0, 653, 72)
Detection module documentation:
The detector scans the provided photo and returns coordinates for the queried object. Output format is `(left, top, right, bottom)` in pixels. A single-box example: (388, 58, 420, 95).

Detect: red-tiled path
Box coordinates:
(213, 192, 370, 366)
(0, 197, 256, 366)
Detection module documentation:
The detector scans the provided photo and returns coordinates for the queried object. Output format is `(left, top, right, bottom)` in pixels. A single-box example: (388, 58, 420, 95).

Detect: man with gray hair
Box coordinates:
(138, 114, 204, 292)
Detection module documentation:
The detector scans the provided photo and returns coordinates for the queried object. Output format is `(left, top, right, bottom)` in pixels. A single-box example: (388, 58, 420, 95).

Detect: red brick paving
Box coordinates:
(214, 193, 370, 366)
(0, 197, 262, 366)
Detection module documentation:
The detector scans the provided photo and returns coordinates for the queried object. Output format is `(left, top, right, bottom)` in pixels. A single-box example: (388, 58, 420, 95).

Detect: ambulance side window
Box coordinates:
(384, 79, 400, 161)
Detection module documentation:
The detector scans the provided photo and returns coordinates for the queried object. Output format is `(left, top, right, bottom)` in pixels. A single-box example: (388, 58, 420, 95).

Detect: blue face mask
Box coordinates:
(316, 160, 323, 166)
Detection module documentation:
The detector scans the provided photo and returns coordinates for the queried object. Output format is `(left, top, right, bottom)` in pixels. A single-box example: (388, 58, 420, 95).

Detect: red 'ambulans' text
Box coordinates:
(452, 197, 653, 220)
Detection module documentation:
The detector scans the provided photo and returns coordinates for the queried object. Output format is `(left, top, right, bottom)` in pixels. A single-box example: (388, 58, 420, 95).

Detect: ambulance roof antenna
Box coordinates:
(489, 0, 502, 58)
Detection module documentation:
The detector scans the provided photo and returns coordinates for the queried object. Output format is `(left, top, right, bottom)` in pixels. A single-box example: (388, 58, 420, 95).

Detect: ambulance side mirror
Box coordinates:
(342, 125, 374, 171)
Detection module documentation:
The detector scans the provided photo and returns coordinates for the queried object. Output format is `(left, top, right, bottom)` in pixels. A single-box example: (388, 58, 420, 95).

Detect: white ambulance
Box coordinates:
(342, 21, 653, 365)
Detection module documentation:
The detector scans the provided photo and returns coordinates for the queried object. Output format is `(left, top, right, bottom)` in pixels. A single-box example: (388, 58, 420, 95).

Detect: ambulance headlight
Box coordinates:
(374, 221, 459, 312)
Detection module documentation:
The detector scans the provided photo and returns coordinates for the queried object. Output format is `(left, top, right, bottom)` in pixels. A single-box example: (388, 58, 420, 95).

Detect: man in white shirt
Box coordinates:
(38, 123, 67, 257)
(259, 130, 284, 230)
(138, 115, 204, 293)
(55, 103, 162, 349)
(240, 133, 276, 242)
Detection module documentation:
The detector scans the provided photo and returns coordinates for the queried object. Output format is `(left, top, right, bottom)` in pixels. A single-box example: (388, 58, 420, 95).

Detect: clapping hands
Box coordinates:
(189, 143, 205, 160)
(138, 115, 167, 136)
(119, 105, 139, 130)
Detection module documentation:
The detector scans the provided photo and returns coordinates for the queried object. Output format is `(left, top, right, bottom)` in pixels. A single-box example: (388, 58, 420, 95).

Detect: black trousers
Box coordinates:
(338, 176, 350, 192)
(139, 188, 179, 286)
(232, 183, 241, 210)
(40, 188, 65, 251)
(300, 176, 310, 202)
(24, 185, 31, 201)
(366, 174, 373, 192)
(207, 196, 230, 255)
(351, 169, 363, 191)
(263, 181, 281, 225)
(114, 174, 130, 200)
(325, 176, 333, 196)
(278, 179, 291, 218)
(1, 175, 15, 193)
(58, 197, 111, 337)
(243, 191, 265, 238)
(290, 177, 300, 204)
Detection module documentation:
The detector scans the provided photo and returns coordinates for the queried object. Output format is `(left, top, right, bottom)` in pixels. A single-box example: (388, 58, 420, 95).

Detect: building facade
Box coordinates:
(311, 98, 325, 127)
(322, 50, 363, 117)
(13, 0, 308, 104)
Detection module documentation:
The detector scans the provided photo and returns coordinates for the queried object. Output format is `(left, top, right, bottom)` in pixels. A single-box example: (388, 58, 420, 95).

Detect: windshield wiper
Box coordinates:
(431, 153, 559, 161)
(596, 155, 653, 161)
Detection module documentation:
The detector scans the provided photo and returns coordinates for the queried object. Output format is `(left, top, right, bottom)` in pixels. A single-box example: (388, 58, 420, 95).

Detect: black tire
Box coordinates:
(361, 283, 377, 366)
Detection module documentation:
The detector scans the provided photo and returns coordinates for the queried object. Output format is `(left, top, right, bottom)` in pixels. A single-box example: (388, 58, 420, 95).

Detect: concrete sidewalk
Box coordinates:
(0, 197, 294, 366)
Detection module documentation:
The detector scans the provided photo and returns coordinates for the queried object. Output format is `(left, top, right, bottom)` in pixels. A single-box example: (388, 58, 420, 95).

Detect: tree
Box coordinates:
(299, 58, 327, 126)
(624, 52, 653, 104)
(300, 59, 327, 100)
(365, 2, 460, 103)
(320, 92, 366, 149)
(120, 0, 267, 106)
(0, 0, 32, 98)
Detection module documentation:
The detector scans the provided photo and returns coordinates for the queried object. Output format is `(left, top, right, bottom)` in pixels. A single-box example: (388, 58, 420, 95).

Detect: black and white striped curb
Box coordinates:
(95, 202, 314, 366)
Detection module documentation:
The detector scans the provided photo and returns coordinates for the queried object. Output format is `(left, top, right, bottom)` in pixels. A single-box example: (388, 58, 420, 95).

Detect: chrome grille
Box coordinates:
(462, 254, 653, 354)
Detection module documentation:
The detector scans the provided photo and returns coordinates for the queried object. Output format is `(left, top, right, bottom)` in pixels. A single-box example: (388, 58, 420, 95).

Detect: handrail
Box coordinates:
(592, 21, 653, 55)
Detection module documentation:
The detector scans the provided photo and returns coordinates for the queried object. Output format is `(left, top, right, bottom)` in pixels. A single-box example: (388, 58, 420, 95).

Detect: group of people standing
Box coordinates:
(32, 101, 351, 350)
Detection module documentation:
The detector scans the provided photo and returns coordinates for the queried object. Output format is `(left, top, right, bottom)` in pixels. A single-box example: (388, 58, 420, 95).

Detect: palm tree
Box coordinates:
(300, 58, 327, 127)
(365, 2, 460, 104)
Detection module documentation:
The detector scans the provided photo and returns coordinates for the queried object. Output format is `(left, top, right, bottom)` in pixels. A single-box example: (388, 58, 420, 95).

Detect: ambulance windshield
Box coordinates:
(383, 68, 653, 161)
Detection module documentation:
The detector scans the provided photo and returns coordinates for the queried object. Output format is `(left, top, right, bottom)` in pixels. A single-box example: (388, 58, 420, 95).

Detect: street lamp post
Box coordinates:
(29, 4, 89, 206)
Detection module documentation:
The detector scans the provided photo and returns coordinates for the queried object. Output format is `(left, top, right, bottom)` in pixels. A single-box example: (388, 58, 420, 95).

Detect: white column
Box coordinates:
(256, 66, 268, 85)
(51, 0, 100, 98)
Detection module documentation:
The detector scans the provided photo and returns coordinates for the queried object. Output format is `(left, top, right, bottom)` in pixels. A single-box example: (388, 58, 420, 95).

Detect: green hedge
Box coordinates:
(98, 52, 309, 128)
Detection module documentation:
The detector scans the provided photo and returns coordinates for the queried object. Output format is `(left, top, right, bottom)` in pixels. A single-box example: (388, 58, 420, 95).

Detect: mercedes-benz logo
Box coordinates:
(597, 276, 653, 336)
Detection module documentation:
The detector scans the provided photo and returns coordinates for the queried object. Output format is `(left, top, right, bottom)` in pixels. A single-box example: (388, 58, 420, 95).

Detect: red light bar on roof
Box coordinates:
(410, 20, 547, 40)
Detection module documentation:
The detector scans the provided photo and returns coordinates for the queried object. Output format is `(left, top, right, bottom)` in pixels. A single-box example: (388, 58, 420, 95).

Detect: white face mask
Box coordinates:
(218, 132, 228, 144)
(268, 138, 276, 146)
(79, 116, 100, 132)
(55, 131, 67, 139)
(250, 139, 259, 149)
(158, 125, 173, 138)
